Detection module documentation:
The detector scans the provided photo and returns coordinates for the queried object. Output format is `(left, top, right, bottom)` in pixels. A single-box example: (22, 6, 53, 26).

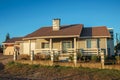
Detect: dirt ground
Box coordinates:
(0, 53, 13, 64)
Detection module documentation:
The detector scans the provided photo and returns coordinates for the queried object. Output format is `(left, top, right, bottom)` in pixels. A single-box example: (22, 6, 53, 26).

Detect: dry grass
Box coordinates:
(0, 61, 120, 80)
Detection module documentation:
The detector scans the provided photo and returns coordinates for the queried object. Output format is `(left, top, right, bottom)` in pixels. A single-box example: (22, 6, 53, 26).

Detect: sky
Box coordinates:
(0, 0, 120, 44)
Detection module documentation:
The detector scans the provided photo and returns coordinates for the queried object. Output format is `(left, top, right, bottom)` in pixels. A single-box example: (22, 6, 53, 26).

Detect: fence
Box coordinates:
(13, 50, 120, 70)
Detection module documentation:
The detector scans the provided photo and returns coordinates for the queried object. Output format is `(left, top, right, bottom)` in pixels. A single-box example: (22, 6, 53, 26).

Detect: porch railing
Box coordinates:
(79, 48, 101, 55)
(35, 48, 102, 56)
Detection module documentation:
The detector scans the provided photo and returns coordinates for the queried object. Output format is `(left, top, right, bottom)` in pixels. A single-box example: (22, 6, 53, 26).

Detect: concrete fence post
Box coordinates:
(51, 51, 54, 62)
(30, 50, 34, 61)
(101, 51, 105, 69)
(74, 51, 77, 67)
(13, 50, 17, 61)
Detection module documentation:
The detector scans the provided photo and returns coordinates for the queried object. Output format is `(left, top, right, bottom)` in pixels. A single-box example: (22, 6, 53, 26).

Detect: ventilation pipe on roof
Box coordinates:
(52, 18, 60, 31)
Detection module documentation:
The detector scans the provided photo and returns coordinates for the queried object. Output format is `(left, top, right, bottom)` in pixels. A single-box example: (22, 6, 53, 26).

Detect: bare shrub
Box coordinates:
(19, 54, 30, 60)
(34, 53, 50, 60)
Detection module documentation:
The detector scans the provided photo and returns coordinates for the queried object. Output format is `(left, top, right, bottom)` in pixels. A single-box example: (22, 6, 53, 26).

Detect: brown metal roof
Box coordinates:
(24, 24, 83, 38)
(80, 26, 111, 38)
(3, 37, 23, 43)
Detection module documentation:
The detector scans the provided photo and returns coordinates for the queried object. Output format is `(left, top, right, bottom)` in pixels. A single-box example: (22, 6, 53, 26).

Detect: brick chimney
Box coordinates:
(52, 18, 60, 31)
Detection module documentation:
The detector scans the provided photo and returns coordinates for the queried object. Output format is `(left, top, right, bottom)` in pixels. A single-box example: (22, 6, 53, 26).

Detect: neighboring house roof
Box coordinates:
(24, 24, 83, 39)
(80, 26, 111, 38)
(3, 37, 23, 43)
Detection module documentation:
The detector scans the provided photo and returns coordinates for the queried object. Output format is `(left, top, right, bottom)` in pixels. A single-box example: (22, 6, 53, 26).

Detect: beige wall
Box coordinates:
(22, 40, 36, 54)
(21, 37, 110, 55)
(53, 41, 60, 50)
(99, 38, 106, 48)
(35, 38, 73, 50)
(77, 39, 86, 49)
(77, 38, 107, 49)
(4, 45, 14, 55)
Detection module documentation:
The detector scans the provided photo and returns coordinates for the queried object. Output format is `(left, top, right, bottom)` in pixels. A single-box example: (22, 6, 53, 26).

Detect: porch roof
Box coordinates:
(24, 24, 83, 39)
(80, 26, 111, 38)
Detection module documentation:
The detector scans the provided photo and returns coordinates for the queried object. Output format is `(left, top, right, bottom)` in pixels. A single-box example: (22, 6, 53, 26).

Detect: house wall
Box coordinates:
(22, 37, 110, 55)
(99, 38, 108, 55)
(77, 39, 86, 49)
(99, 38, 106, 48)
(22, 40, 36, 54)
(4, 45, 14, 55)
(107, 38, 114, 56)
(77, 38, 108, 55)
(23, 40, 29, 54)
(36, 39, 49, 49)
(20, 42, 23, 54)
(77, 38, 99, 49)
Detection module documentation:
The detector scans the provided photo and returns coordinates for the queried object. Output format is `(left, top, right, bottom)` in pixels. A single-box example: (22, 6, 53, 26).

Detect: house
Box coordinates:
(2, 37, 23, 55)
(18, 19, 114, 58)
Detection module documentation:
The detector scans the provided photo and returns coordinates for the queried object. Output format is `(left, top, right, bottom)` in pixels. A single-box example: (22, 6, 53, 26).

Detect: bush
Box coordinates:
(115, 56, 120, 64)
(34, 53, 50, 60)
(115, 56, 120, 60)
(77, 52, 82, 61)
(69, 54, 74, 61)
(34, 54, 41, 60)
(19, 54, 30, 60)
(54, 54, 59, 61)
(91, 55, 98, 62)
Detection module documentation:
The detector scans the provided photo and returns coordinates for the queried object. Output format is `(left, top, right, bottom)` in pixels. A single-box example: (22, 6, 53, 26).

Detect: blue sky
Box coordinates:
(0, 0, 120, 44)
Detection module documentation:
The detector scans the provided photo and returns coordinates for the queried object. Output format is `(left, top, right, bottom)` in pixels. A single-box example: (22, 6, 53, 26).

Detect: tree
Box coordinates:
(5, 33, 10, 41)
(114, 42, 120, 55)
(0, 45, 3, 53)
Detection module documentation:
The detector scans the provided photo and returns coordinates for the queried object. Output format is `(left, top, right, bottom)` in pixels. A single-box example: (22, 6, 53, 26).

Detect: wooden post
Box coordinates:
(30, 50, 34, 61)
(13, 50, 17, 61)
(51, 51, 54, 61)
(50, 38, 53, 61)
(101, 51, 105, 69)
(74, 38, 77, 67)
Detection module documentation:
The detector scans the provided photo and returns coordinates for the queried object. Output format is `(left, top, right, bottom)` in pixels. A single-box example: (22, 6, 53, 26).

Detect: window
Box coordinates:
(41, 43, 49, 48)
(86, 39, 91, 48)
(62, 41, 72, 53)
(86, 39, 99, 48)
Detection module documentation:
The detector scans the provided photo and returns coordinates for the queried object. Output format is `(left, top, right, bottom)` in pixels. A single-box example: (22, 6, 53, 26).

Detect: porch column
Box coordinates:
(50, 38, 53, 61)
(29, 40, 31, 55)
(74, 37, 77, 67)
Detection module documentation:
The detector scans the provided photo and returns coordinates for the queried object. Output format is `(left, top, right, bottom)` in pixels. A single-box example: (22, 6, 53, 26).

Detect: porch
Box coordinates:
(20, 37, 108, 62)
(33, 48, 102, 61)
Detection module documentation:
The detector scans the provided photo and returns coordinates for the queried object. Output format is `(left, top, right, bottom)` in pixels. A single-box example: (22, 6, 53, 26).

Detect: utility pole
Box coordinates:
(116, 33, 118, 55)
(116, 33, 119, 45)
